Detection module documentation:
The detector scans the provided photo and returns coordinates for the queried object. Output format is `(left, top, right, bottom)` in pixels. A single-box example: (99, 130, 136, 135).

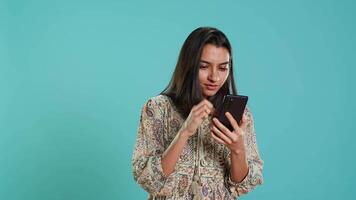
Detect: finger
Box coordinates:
(211, 131, 227, 145)
(211, 124, 233, 144)
(196, 104, 211, 115)
(212, 117, 236, 141)
(194, 102, 208, 112)
(194, 99, 213, 113)
(225, 112, 240, 131)
(240, 114, 248, 129)
(196, 104, 213, 116)
(203, 99, 214, 109)
(196, 107, 209, 120)
(192, 101, 206, 111)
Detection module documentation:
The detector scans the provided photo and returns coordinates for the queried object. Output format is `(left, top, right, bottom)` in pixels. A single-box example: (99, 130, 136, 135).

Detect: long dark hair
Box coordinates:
(160, 27, 238, 119)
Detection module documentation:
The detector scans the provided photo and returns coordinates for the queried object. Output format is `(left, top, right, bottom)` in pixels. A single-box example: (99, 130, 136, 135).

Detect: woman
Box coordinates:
(132, 27, 263, 199)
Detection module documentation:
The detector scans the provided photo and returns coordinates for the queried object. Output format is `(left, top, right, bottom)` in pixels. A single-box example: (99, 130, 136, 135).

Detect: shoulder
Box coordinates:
(141, 94, 172, 115)
(151, 94, 171, 104)
(144, 94, 171, 108)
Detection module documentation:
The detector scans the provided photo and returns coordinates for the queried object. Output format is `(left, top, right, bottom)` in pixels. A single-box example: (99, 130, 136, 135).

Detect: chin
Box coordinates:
(203, 91, 217, 97)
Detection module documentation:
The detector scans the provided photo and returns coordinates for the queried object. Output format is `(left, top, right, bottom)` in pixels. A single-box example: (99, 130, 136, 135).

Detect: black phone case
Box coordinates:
(214, 95, 248, 131)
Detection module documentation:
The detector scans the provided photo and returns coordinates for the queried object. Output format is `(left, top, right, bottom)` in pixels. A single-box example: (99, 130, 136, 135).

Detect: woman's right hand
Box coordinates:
(180, 99, 214, 138)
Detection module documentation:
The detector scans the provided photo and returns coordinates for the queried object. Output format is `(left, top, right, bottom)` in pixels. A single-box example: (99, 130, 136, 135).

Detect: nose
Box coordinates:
(208, 68, 219, 82)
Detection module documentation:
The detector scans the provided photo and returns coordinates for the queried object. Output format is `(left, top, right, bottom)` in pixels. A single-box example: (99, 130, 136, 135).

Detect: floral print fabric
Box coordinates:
(132, 95, 263, 199)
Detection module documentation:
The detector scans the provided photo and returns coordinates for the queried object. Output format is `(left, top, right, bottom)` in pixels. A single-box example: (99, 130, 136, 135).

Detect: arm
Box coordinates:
(230, 148, 249, 183)
(161, 130, 189, 176)
(225, 106, 264, 197)
(132, 98, 175, 195)
(132, 97, 213, 195)
(162, 98, 214, 175)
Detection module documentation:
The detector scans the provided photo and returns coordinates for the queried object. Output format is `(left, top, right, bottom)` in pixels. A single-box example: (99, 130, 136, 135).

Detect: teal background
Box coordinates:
(1, 0, 355, 199)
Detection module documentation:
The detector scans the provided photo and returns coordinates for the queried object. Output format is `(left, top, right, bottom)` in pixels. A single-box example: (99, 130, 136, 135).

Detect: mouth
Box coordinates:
(204, 84, 219, 90)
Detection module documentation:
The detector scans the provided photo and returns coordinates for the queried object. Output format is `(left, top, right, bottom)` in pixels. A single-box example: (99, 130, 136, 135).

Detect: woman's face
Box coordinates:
(199, 44, 230, 98)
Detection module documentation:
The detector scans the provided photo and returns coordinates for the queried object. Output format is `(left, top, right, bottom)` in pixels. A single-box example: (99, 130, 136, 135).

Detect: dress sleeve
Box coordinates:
(131, 97, 176, 196)
(224, 105, 264, 198)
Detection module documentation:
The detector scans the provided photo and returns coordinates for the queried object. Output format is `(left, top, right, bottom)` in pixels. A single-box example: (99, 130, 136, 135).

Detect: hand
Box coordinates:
(210, 112, 248, 155)
(180, 99, 214, 138)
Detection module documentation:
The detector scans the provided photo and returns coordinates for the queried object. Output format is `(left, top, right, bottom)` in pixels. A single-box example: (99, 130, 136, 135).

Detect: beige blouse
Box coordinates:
(132, 95, 263, 199)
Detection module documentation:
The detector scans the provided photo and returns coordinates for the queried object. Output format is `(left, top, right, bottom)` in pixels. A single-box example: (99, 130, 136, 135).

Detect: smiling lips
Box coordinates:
(204, 84, 219, 90)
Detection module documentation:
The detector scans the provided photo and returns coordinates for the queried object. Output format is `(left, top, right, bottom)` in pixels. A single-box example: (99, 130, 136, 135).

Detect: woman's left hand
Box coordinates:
(210, 112, 247, 154)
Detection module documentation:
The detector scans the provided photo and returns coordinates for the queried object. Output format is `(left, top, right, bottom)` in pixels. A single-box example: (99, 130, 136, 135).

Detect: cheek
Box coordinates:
(199, 70, 208, 83)
(220, 71, 229, 83)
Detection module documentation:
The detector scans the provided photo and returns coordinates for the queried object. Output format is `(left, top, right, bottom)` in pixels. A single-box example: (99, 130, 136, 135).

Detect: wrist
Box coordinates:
(231, 150, 248, 167)
(178, 129, 191, 141)
(231, 147, 246, 157)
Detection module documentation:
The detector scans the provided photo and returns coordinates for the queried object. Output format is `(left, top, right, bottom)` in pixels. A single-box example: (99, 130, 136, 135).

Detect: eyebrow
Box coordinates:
(200, 60, 230, 65)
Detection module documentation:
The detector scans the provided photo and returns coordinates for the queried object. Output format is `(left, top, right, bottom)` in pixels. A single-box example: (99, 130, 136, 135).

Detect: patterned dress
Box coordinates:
(132, 95, 263, 199)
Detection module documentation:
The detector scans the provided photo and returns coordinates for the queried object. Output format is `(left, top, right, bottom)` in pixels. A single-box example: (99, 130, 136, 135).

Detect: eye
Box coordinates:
(199, 65, 208, 69)
(219, 66, 228, 71)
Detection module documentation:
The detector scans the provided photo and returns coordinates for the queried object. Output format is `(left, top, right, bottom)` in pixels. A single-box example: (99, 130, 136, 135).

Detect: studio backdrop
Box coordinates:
(1, 0, 355, 199)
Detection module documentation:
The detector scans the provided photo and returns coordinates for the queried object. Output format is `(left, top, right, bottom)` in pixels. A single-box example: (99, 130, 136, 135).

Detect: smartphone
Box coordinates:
(213, 95, 248, 131)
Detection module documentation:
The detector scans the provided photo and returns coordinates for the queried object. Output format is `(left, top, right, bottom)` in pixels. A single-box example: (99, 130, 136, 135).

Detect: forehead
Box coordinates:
(200, 44, 230, 63)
